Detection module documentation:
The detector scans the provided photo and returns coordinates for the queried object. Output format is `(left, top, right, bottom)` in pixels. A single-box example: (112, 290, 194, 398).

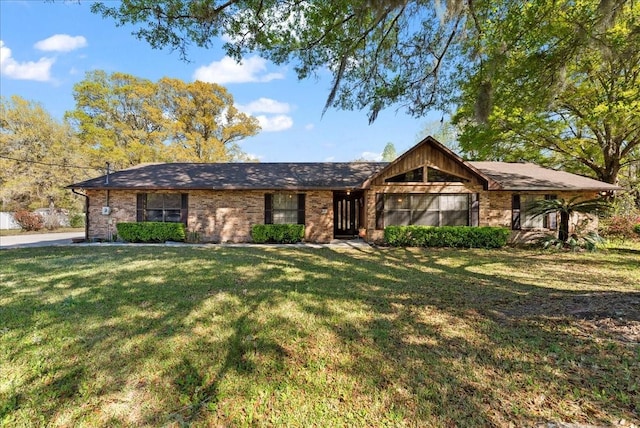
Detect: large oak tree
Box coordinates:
(66, 70, 260, 170)
(454, 0, 640, 186)
(89, 0, 637, 187)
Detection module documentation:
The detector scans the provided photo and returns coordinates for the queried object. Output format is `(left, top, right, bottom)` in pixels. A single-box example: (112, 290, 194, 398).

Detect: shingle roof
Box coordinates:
(469, 162, 621, 191)
(67, 162, 388, 190)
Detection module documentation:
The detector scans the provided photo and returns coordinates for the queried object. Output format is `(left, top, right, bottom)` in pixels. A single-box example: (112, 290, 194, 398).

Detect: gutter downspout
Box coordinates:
(72, 188, 89, 242)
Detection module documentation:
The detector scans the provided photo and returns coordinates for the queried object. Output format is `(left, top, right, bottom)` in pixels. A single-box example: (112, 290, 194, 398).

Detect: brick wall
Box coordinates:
(85, 188, 600, 244)
(85, 189, 334, 243)
(362, 187, 600, 243)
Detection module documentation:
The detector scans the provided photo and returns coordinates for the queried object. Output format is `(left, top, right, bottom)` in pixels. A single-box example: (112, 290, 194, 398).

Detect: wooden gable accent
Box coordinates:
(367, 136, 496, 189)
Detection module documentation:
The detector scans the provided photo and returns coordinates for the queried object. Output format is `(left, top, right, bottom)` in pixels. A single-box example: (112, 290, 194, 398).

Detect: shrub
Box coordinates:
(13, 210, 44, 231)
(69, 213, 85, 228)
(634, 224, 640, 235)
(384, 226, 510, 248)
(537, 231, 605, 252)
(599, 213, 640, 240)
(116, 222, 186, 243)
(251, 224, 305, 244)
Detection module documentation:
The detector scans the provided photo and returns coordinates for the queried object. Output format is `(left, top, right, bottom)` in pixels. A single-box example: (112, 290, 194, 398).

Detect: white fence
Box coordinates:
(0, 212, 20, 230)
(0, 210, 72, 230)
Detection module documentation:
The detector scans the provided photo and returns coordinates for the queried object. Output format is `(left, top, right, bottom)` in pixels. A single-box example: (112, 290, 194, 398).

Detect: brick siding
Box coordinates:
(85, 189, 334, 243)
(86, 188, 600, 244)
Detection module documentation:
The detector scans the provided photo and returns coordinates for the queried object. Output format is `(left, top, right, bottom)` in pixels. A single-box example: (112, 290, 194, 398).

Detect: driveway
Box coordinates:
(0, 232, 85, 249)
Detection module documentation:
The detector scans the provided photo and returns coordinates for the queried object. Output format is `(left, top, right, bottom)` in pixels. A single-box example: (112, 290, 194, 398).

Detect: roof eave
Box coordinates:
(499, 186, 622, 192)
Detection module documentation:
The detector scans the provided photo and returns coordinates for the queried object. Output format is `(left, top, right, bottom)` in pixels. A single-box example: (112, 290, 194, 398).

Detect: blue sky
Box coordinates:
(0, 1, 441, 162)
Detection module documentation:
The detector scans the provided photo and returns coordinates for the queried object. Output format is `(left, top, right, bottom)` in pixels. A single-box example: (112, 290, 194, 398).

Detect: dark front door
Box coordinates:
(333, 191, 363, 238)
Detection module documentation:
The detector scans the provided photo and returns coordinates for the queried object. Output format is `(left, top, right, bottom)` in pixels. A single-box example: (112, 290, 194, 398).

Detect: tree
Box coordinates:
(157, 78, 260, 162)
(381, 142, 397, 162)
(0, 95, 89, 210)
(90, 1, 630, 123)
(66, 71, 259, 170)
(66, 71, 168, 170)
(454, 1, 640, 185)
(418, 119, 459, 152)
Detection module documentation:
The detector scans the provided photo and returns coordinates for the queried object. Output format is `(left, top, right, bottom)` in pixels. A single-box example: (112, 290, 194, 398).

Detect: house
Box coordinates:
(67, 136, 620, 243)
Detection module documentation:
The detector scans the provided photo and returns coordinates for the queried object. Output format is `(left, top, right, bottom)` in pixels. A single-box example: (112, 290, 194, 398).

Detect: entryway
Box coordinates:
(333, 191, 364, 238)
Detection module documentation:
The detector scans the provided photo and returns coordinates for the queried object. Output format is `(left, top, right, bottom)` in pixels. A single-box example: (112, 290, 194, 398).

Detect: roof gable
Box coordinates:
(366, 136, 496, 189)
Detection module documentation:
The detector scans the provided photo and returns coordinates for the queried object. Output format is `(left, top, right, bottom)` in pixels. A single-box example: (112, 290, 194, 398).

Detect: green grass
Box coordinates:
(1, 245, 638, 427)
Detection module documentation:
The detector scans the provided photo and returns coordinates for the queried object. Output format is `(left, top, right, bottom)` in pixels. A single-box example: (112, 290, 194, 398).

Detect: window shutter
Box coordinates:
(470, 193, 480, 227)
(180, 194, 189, 225)
(264, 194, 273, 224)
(375, 193, 384, 230)
(136, 194, 145, 222)
(511, 194, 521, 230)
(297, 193, 306, 225)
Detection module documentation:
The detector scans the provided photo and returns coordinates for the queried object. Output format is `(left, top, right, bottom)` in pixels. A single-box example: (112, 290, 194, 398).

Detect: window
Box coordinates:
(376, 193, 478, 228)
(512, 194, 557, 230)
(136, 193, 188, 224)
(427, 167, 467, 183)
(265, 193, 305, 224)
(385, 167, 424, 183)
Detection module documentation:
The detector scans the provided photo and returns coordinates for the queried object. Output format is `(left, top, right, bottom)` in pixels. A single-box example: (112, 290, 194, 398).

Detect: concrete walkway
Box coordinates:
(0, 232, 85, 249)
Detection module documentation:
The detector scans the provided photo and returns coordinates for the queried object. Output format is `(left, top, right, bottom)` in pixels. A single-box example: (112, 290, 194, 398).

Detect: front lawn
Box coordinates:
(1, 246, 638, 427)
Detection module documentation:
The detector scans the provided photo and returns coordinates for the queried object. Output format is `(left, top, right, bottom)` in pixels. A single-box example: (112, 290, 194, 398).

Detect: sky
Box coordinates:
(0, 1, 443, 163)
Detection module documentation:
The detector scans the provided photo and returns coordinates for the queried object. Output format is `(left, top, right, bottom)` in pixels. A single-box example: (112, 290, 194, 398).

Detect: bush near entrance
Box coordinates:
(384, 225, 510, 248)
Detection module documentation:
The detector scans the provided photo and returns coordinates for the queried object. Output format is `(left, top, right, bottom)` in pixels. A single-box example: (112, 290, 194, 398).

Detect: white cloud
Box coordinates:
(237, 97, 290, 114)
(324, 156, 335, 161)
(193, 55, 284, 84)
(34, 34, 87, 52)
(245, 153, 265, 161)
(360, 151, 383, 161)
(0, 41, 54, 81)
(256, 114, 293, 132)
(304, 123, 315, 131)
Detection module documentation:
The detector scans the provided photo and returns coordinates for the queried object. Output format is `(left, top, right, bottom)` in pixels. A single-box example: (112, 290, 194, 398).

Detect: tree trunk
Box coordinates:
(559, 211, 570, 242)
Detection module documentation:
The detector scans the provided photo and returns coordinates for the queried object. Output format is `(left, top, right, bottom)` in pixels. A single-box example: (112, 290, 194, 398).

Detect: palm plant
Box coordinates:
(528, 196, 611, 243)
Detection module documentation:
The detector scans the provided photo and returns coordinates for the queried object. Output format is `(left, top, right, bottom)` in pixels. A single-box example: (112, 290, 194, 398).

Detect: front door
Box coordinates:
(333, 191, 363, 238)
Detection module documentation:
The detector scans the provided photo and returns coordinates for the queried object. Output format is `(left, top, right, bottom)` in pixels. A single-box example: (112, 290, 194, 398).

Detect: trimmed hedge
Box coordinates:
(384, 225, 510, 248)
(251, 224, 305, 244)
(116, 222, 186, 243)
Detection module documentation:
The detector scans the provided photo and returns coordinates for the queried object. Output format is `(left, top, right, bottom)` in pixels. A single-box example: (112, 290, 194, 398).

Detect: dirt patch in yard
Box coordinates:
(493, 292, 640, 344)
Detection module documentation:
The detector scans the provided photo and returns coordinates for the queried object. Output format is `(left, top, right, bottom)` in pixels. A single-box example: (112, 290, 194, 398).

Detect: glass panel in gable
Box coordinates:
(385, 167, 424, 183)
(427, 167, 467, 182)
